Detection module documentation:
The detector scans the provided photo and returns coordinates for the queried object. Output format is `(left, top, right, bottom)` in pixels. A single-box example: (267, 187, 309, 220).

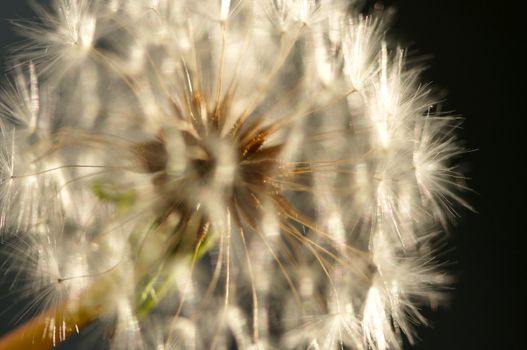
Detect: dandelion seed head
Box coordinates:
(0, 0, 469, 349)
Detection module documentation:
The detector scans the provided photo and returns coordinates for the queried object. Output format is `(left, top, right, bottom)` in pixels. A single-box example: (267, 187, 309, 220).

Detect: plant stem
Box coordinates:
(0, 301, 99, 350)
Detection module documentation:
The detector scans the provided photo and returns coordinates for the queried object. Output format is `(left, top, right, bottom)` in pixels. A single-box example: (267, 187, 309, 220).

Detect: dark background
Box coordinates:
(0, 1, 524, 349)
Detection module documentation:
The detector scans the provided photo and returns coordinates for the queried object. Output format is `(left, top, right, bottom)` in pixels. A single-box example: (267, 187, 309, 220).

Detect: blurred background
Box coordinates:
(0, 0, 524, 349)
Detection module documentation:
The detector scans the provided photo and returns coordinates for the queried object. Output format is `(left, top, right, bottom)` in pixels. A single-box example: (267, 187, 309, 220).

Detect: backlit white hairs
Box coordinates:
(0, 1, 468, 349)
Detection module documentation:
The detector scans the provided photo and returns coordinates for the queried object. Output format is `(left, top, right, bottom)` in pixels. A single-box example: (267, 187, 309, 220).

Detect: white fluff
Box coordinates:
(0, 0, 468, 349)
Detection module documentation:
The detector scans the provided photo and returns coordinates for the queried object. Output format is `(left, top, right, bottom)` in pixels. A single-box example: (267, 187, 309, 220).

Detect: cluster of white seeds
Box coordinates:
(0, 1, 469, 349)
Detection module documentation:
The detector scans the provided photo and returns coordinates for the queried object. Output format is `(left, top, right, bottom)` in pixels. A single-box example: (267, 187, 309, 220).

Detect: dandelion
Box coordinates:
(0, 0, 468, 349)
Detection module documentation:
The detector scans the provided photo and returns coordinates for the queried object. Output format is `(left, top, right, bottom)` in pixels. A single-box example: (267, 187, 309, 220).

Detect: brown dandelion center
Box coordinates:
(191, 154, 216, 180)
(133, 102, 291, 255)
